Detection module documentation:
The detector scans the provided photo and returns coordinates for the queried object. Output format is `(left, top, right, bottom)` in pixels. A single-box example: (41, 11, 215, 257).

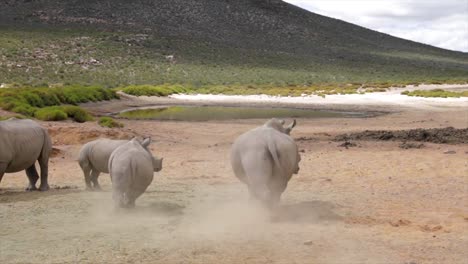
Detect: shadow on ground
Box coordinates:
(121, 201, 186, 216)
(0, 186, 80, 203)
(272, 200, 343, 223)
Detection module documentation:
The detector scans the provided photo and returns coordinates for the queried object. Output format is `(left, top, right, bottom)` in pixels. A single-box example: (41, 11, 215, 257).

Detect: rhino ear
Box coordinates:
(280, 119, 285, 125)
(285, 119, 296, 134)
(141, 137, 152, 148)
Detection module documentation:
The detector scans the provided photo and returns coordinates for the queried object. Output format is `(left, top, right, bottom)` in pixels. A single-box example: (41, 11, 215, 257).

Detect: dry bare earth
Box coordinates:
(0, 108, 467, 264)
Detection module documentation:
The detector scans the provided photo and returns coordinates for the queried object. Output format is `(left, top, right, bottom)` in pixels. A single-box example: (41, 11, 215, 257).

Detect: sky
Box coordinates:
(283, 0, 468, 52)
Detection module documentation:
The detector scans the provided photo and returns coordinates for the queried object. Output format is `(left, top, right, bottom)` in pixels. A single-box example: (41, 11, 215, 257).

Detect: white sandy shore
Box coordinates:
(169, 85, 468, 110)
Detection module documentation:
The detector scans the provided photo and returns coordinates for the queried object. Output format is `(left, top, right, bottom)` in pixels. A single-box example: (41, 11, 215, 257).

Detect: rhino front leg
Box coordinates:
(25, 164, 39, 191)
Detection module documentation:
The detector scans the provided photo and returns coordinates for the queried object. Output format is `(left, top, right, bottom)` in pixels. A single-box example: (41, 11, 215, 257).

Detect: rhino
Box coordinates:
(109, 138, 163, 208)
(231, 118, 301, 208)
(0, 118, 52, 191)
(78, 137, 155, 190)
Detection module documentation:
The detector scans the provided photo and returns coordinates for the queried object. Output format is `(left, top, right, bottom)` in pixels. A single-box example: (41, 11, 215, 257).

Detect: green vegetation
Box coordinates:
(34, 105, 93, 122)
(98, 116, 124, 128)
(0, 27, 467, 87)
(120, 85, 189, 96)
(0, 115, 26, 121)
(0, 85, 117, 121)
(34, 107, 68, 121)
(118, 83, 367, 97)
(401, 89, 468, 98)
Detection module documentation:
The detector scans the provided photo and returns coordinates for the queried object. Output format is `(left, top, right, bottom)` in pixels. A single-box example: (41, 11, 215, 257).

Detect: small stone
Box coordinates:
(303, 241, 314, 246)
(443, 150, 456, 154)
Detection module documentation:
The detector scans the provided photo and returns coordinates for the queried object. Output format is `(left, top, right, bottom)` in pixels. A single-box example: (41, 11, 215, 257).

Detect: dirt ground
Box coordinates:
(0, 100, 467, 264)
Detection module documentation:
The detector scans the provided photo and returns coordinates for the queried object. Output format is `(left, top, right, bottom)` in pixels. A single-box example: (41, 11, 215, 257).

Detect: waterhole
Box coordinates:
(118, 106, 368, 121)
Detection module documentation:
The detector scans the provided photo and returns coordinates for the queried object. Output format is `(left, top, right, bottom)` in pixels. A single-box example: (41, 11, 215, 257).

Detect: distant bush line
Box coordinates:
(401, 89, 468, 98)
(117, 81, 468, 98)
(0, 85, 118, 122)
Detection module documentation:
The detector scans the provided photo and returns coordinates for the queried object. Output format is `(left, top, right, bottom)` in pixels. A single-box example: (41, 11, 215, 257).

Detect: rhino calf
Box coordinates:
(109, 138, 163, 208)
(0, 118, 52, 191)
(78, 137, 156, 190)
(231, 118, 301, 208)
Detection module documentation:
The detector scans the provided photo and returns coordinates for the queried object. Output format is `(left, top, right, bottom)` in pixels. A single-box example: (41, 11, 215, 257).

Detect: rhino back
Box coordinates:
(109, 141, 154, 191)
(232, 126, 299, 180)
(85, 139, 128, 173)
(0, 119, 47, 172)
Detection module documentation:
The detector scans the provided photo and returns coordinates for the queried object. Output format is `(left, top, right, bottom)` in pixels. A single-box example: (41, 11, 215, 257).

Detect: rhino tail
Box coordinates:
(78, 144, 91, 169)
(40, 128, 53, 162)
(266, 136, 284, 176)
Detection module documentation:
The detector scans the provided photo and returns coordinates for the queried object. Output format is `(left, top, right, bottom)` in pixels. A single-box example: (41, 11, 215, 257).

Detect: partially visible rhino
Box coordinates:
(78, 137, 157, 190)
(0, 118, 52, 191)
(109, 138, 163, 208)
(231, 118, 301, 208)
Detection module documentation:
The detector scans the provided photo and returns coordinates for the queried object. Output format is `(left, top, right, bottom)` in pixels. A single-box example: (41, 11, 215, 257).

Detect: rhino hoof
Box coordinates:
(39, 184, 50, 191)
(26, 185, 38, 191)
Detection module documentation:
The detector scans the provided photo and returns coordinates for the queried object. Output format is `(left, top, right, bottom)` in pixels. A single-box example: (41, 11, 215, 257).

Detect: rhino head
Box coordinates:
(265, 118, 296, 135)
(140, 137, 164, 172)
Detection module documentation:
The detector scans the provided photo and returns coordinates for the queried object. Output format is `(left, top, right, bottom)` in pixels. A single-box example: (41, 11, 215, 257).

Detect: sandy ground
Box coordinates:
(0, 95, 467, 264)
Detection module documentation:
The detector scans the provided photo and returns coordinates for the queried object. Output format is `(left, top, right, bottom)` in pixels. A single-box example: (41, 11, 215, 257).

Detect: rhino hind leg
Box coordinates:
(90, 170, 101, 191)
(112, 189, 125, 208)
(25, 164, 39, 191)
(0, 163, 7, 185)
(38, 157, 50, 192)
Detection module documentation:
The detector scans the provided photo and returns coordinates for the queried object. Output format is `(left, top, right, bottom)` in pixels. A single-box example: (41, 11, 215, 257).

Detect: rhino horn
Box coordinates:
(141, 137, 152, 148)
(285, 119, 296, 134)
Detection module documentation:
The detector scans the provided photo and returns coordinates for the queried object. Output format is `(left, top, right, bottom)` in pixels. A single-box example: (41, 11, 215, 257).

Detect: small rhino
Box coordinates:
(0, 118, 52, 191)
(109, 138, 163, 208)
(78, 137, 154, 190)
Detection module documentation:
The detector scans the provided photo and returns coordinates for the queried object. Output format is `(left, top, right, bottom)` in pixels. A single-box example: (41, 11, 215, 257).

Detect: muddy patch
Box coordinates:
(335, 127, 468, 144)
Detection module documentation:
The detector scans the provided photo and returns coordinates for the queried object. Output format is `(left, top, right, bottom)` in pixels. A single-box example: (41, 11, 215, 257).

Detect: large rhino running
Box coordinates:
(231, 118, 301, 208)
(0, 118, 52, 191)
(78, 137, 156, 190)
(109, 138, 163, 208)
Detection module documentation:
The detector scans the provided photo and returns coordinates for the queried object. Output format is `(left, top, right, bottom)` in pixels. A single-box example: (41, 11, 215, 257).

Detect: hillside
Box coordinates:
(0, 0, 467, 86)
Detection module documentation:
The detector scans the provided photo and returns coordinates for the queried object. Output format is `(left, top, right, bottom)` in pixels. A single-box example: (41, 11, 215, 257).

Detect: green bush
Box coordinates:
(33, 105, 93, 122)
(61, 105, 94, 123)
(98, 117, 124, 128)
(11, 103, 37, 116)
(0, 85, 117, 121)
(34, 107, 68, 121)
(401, 89, 468, 98)
(120, 84, 189, 96)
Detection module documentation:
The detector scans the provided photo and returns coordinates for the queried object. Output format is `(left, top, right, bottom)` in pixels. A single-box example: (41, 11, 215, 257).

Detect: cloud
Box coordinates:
(283, 0, 468, 52)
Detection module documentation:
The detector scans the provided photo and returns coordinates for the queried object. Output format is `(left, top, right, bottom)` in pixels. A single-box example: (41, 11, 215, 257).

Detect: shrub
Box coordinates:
(401, 89, 468, 98)
(98, 117, 124, 128)
(61, 105, 94, 123)
(11, 103, 37, 116)
(120, 84, 189, 97)
(33, 105, 93, 122)
(0, 85, 117, 120)
(34, 107, 68, 121)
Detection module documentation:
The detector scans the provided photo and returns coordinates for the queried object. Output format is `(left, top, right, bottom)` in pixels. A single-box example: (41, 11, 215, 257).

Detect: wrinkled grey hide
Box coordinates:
(109, 138, 163, 208)
(78, 137, 159, 190)
(231, 118, 301, 208)
(0, 118, 52, 191)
